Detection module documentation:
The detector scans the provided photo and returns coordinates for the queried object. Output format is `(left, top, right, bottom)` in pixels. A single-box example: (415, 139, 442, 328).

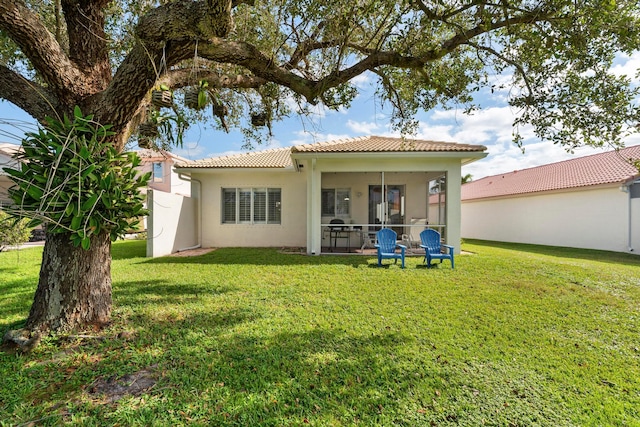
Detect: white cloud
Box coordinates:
(289, 130, 353, 146)
(422, 106, 627, 179)
(427, 106, 530, 145)
(414, 124, 456, 142)
(611, 51, 640, 79)
(345, 119, 381, 134)
(350, 72, 375, 89)
(172, 142, 210, 160)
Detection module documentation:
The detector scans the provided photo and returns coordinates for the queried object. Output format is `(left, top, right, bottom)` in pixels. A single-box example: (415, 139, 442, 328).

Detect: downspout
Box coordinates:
(628, 184, 634, 252)
(381, 171, 386, 227)
(177, 172, 202, 251)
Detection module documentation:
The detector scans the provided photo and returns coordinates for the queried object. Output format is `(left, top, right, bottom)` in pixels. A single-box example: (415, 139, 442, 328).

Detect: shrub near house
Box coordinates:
(0, 211, 33, 251)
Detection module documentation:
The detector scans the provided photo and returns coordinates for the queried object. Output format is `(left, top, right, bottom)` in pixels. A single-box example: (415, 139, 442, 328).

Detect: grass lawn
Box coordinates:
(1, 240, 639, 426)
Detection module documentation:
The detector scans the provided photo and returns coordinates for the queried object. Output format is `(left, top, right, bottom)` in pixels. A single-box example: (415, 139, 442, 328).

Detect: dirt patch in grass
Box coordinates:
(88, 367, 157, 403)
(278, 247, 306, 254)
(169, 248, 216, 257)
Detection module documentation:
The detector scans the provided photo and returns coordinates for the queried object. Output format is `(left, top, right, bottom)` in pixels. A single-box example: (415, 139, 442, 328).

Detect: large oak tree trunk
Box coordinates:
(25, 231, 112, 333)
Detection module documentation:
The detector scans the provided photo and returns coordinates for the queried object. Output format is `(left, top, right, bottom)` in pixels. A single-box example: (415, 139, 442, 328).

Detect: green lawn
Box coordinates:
(1, 240, 639, 426)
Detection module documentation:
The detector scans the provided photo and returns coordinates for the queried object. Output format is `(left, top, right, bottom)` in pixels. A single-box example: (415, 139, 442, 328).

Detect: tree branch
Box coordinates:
(135, 0, 233, 44)
(466, 41, 534, 100)
(0, 65, 60, 121)
(160, 69, 266, 90)
(62, 0, 111, 87)
(440, 9, 551, 52)
(0, 0, 86, 103)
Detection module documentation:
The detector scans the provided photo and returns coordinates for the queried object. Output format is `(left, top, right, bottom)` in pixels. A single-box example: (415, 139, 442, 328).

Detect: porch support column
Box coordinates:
(307, 158, 322, 255)
(446, 166, 462, 255)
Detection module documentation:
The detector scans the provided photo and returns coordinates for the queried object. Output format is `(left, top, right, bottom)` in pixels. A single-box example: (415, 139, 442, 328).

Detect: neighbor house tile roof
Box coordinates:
(462, 145, 640, 201)
(137, 148, 190, 163)
(0, 142, 21, 157)
(179, 136, 486, 169)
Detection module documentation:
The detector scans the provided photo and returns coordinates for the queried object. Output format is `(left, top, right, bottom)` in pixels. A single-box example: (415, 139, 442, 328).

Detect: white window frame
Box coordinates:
(152, 162, 164, 183)
(321, 188, 350, 218)
(222, 188, 281, 224)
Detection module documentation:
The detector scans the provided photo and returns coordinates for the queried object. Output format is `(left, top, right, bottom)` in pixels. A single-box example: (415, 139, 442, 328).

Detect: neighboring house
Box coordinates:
(461, 145, 640, 254)
(137, 149, 191, 196)
(0, 142, 21, 208)
(146, 135, 487, 257)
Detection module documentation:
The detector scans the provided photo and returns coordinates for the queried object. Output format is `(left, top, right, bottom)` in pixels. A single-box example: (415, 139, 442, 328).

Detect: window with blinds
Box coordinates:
(222, 189, 236, 223)
(222, 188, 282, 224)
(268, 188, 281, 223)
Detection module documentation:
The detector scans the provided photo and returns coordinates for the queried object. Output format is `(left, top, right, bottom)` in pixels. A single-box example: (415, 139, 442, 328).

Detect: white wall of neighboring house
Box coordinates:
(461, 184, 640, 253)
(146, 189, 198, 257)
(191, 170, 308, 248)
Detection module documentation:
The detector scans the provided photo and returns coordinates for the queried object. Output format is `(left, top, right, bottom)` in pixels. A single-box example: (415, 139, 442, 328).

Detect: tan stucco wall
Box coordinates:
(461, 185, 639, 254)
(192, 170, 308, 248)
(186, 155, 474, 254)
(0, 176, 12, 202)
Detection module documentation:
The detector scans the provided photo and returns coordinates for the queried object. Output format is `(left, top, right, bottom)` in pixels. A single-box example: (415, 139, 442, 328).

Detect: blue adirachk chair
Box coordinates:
(375, 228, 406, 268)
(419, 229, 454, 268)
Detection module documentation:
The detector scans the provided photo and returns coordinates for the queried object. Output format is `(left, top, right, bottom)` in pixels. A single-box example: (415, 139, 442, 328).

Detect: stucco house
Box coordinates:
(137, 149, 191, 196)
(461, 145, 640, 254)
(146, 135, 487, 257)
(0, 142, 20, 208)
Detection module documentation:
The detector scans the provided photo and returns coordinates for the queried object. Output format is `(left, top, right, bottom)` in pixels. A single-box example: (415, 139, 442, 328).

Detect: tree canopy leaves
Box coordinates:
(0, 0, 638, 150)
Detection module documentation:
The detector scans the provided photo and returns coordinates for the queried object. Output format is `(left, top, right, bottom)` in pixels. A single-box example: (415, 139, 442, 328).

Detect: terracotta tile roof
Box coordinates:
(291, 135, 486, 153)
(179, 135, 486, 169)
(179, 146, 293, 168)
(136, 149, 189, 163)
(462, 145, 640, 201)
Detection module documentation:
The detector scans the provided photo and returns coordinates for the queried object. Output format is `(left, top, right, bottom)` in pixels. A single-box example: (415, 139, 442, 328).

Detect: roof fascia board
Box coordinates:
(174, 166, 297, 173)
(290, 151, 487, 161)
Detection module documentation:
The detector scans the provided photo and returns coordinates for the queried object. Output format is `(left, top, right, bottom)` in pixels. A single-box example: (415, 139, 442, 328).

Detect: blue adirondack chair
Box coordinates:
(375, 228, 406, 268)
(419, 229, 454, 268)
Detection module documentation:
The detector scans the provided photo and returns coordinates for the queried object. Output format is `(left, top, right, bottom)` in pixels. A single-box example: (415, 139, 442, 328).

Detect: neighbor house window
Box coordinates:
(222, 188, 281, 224)
(152, 162, 164, 183)
(322, 188, 350, 217)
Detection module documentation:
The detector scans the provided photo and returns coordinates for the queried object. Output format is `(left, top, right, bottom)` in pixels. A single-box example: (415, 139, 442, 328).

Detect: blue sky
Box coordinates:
(2, 52, 639, 180)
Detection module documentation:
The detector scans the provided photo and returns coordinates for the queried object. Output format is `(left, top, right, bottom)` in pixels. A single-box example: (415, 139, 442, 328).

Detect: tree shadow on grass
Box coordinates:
(113, 279, 237, 308)
(1, 306, 256, 423)
(156, 323, 428, 425)
(74, 307, 426, 425)
(464, 239, 640, 268)
(139, 247, 374, 268)
(0, 278, 35, 335)
(111, 240, 147, 260)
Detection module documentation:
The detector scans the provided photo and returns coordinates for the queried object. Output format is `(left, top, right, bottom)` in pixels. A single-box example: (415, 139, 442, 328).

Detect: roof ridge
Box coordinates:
(193, 145, 292, 163)
(293, 135, 370, 151)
